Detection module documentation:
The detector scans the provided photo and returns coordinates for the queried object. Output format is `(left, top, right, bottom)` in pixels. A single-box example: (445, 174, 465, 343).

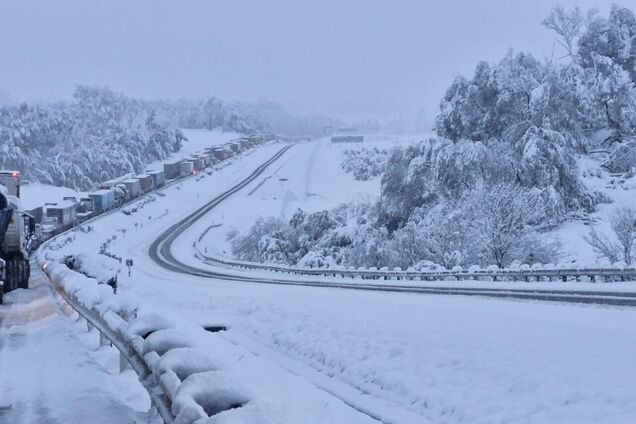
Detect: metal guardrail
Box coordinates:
(40, 257, 249, 423)
(40, 258, 175, 423)
(196, 246, 636, 284)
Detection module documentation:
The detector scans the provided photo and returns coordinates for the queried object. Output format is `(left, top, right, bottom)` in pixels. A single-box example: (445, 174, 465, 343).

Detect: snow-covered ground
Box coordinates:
(555, 155, 636, 265)
(0, 264, 149, 424)
(194, 136, 415, 257)
(20, 183, 86, 211)
(34, 139, 636, 424)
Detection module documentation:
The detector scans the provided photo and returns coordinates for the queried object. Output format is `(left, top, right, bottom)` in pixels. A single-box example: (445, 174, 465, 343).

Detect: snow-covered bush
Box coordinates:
(586, 206, 636, 265)
(66, 252, 120, 289)
(341, 147, 389, 180)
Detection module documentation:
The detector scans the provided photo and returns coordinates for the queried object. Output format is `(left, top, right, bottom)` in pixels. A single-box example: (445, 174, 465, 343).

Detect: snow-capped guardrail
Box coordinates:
(196, 245, 636, 284)
(38, 256, 265, 424)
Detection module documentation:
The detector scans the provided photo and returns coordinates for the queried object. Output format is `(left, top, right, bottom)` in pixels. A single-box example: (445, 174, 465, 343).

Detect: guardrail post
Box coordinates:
(87, 320, 93, 332)
(589, 275, 596, 283)
(120, 352, 131, 373)
(99, 331, 110, 347)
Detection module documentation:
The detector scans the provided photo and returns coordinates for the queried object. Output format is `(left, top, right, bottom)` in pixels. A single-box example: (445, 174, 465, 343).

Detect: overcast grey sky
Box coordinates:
(0, 0, 625, 120)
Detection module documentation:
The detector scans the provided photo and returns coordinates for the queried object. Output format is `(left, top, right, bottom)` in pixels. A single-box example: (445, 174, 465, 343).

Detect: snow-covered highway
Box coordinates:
(33, 137, 636, 424)
(0, 263, 149, 424)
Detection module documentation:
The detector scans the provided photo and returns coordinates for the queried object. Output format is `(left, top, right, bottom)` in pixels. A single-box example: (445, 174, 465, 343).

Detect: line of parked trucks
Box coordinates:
(0, 135, 267, 302)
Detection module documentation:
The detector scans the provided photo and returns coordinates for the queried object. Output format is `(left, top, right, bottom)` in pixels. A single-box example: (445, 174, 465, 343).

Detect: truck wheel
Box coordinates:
(18, 261, 29, 289)
(5, 260, 29, 291)
(5, 260, 17, 292)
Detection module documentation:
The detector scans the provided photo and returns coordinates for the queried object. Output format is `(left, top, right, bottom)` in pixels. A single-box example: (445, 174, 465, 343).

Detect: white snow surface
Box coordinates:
(556, 155, 636, 265)
(20, 183, 86, 210)
(0, 264, 149, 424)
(195, 137, 406, 258)
(36, 139, 636, 424)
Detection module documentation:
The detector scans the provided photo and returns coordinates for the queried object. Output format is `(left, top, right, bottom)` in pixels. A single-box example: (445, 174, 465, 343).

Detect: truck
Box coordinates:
(197, 153, 212, 167)
(330, 135, 364, 143)
(27, 206, 44, 224)
(228, 142, 241, 153)
(76, 198, 96, 222)
(164, 162, 182, 179)
(46, 201, 76, 230)
(0, 183, 36, 302)
(210, 147, 230, 161)
(89, 189, 116, 211)
(122, 179, 142, 198)
(148, 170, 166, 188)
(0, 171, 21, 198)
(189, 157, 204, 171)
(179, 160, 194, 176)
(100, 176, 127, 190)
(136, 174, 154, 193)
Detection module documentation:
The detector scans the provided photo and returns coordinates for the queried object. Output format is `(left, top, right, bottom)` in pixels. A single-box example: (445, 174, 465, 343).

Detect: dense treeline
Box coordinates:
(0, 86, 337, 190)
(232, 5, 636, 269)
(149, 97, 339, 137)
(0, 86, 184, 190)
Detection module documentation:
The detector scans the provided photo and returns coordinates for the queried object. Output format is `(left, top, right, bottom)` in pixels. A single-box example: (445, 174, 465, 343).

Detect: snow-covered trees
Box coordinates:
(465, 184, 553, 267)
(585, 207, 636, 265)
(542, 6, 585, 59)
(578, 5, 636, 83)
(233, 5, 636, 271)
(436, 52, 593, 149)
(341, 148, 389, 181)
(610, 207, 636, 265)
(150, 97, 338, 137)
(0, 86, 337, 190)
(438, 6, 636, 148)
(0, 86, 184, 190)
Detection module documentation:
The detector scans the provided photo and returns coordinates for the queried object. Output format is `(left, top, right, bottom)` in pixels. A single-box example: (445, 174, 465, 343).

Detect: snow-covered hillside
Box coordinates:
(195, 136, 419, 259)
(35, 140, 636, 424)
(556, 155, 636, 265)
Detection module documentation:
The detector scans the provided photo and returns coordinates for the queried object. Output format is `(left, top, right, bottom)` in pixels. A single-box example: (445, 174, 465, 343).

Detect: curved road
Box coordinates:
(149, 146, 636, 307)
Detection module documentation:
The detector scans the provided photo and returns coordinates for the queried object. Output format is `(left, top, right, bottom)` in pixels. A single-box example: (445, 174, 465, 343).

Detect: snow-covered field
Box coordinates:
(34, 139, 636, 424)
